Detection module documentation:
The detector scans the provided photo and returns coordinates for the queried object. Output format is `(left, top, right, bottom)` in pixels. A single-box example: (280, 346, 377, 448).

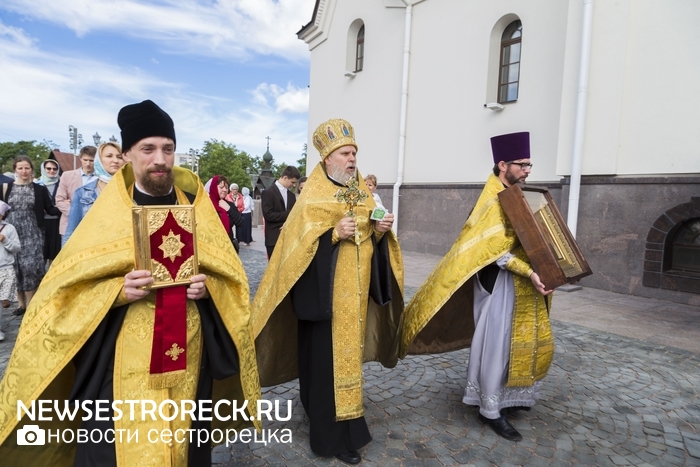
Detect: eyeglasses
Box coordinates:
(506, 161, 533, 170)
(45, 167, 58, 172)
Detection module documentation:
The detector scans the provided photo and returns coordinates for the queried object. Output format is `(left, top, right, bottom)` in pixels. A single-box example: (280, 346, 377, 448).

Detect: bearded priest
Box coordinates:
(252, 118, 404, 465)
(0, 100, 262, 466)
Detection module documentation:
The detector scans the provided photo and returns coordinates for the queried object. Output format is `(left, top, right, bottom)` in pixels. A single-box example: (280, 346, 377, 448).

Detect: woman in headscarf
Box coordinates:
(36, 159, 61, 264)
(63, 142, 124, 246)
(0, 155, 60, 316)
(206, 175, 244, 253)
(239, 186, 254, 246)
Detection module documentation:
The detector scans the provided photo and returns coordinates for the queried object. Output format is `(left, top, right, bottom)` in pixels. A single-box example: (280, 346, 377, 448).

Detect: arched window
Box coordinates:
(669, 219, 700, 273)
(346, 20, 365, 74)
(355, 25, 365, 72)
(498, 20, 522, 104)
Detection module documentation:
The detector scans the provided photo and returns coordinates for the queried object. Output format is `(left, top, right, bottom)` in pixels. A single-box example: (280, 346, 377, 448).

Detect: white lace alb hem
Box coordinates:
(462, 380, 542, 419)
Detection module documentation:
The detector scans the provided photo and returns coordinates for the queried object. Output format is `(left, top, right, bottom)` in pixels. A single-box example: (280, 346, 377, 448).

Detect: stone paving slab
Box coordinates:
(551, 290, 700, 354)
(216, 322, 700, 466)
(1, 246, 699, 466)
(222, 248, 700, 466)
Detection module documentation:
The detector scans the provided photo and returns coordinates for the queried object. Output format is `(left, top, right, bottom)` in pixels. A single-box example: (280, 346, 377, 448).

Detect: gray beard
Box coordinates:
(329, 165, 355, 185)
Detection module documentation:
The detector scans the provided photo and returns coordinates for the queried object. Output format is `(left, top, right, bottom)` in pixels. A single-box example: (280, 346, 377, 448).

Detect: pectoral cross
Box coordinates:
(335, 178, 368, 245)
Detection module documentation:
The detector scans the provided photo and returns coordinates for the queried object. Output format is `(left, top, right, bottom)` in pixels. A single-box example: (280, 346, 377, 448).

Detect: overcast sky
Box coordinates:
(0, 0, 315, 165)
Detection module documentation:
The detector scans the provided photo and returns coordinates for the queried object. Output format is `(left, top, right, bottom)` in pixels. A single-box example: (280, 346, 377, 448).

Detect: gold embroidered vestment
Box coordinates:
(0, 165, 261, 466)
(400, 174, 553, 386)
(252, 163, 404, 421)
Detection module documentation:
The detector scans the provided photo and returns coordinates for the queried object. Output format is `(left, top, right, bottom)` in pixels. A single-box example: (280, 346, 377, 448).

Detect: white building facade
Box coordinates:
(298, 0, 700, 304)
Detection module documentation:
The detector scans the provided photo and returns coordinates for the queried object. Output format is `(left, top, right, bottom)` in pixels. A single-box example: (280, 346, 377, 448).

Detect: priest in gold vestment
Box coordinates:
(252, 119, 404, 465)
(0, 100, 261, 466)
(400, 132, 554, 442)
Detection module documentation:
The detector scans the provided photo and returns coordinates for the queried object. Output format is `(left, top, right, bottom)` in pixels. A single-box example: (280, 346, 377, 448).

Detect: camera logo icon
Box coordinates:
(17, 425, 46, 446)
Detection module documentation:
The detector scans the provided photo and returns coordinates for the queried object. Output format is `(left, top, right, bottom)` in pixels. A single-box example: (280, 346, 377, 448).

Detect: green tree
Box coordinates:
(273, 162, 287, 179)
(0, 140, 52, 177)
(197, 139, 256, 190)
(296, 143, 307, 176)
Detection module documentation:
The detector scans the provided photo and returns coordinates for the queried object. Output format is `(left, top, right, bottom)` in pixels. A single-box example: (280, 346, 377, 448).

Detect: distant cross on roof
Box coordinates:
(266, 136, 271, 151)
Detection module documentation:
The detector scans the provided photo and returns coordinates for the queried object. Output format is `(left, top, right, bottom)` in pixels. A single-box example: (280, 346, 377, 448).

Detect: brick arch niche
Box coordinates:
(643, 197, 700, 294)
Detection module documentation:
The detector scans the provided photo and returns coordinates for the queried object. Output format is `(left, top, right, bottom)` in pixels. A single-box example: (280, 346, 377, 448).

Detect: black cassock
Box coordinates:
(291, 228, 393, 457)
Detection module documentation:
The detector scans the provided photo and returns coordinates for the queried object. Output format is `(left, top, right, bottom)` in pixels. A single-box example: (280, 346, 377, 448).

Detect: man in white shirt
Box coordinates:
(261, 165, 301, 258)
(55, 146, 98, 236)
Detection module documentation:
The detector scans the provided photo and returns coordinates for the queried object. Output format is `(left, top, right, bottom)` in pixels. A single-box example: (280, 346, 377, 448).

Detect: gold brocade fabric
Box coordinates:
(330, 210, 375, 420)
(400, 174, 553, 386)
(507, 247, 554, 387)
(251, 162, 404, 421)
(0, 165, 261, 465)
(113, 299, 202, 467)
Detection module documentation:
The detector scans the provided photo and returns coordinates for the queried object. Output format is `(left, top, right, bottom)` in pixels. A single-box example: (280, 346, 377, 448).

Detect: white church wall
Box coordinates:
(557, 0, 700, 176)
(305, 0, 406, 181)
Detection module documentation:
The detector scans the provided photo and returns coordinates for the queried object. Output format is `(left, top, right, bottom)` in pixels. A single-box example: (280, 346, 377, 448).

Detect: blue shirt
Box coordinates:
(62, 180, 99, 246)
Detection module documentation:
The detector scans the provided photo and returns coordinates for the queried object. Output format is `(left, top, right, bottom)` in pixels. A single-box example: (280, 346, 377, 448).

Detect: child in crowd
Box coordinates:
(0, 201, 20, 341)
(364, 174, 384, 208)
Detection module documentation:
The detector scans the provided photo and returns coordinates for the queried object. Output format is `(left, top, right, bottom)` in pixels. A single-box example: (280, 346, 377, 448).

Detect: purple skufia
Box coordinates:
(490, 132, 530, 164)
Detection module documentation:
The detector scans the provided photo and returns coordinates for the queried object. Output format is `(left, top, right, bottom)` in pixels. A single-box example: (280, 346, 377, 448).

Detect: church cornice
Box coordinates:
(296, 0, 323, 41)
(296, 0, 424, 49)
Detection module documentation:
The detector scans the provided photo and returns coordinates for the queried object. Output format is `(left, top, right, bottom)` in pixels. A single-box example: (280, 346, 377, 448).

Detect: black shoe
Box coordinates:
(335, 450, 362, 464)
(501, 406, 531, 416)
(12, 307, 25, 316)
(478, 413, 523, 441)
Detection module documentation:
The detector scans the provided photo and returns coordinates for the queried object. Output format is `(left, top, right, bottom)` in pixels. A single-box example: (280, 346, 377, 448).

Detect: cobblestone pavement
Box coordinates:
(1, 246, 699, 466)
(221, 247, 700, 467)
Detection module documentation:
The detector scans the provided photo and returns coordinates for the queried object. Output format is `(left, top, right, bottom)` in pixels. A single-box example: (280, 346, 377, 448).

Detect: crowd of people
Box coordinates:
(0, 100, 554, 467)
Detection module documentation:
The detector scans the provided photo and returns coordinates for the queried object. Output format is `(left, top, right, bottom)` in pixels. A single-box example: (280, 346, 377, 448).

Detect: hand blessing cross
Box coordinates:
(335, 178, 368, 245)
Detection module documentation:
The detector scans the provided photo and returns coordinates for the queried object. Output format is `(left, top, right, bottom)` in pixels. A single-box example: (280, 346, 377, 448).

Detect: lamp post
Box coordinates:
(68, 125, 83, 170)
(188, 148, 200, 174)
(93, 132, 102, 146)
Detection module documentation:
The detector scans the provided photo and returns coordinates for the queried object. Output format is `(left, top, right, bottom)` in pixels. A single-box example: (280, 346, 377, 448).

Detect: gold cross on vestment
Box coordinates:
(165, 343, 185, 361)
(335, 178, 367, 217)
(335, 178, 368, 245)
